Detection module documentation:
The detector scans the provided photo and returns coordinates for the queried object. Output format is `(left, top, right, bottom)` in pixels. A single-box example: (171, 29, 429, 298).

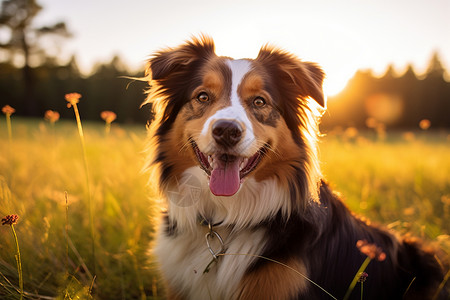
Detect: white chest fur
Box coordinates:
(153, 167, 293, 299)
(154, 224, 266, 300)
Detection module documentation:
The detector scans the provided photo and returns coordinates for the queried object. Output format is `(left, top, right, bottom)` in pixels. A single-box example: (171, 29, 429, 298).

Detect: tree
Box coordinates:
(0, 0, 71, 114)
(421, 51, 449, 127)
(425, 51, 446, 79)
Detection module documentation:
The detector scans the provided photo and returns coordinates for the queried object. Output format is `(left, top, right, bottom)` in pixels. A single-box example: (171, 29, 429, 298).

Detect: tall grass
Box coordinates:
(2, 105, 15, 145)
(319, 131, 450, 239)
(66, 93, 97, 277)
(1, 215, 23, 299)
(0, 118, 448, 299)
(0, 118, 159, 299)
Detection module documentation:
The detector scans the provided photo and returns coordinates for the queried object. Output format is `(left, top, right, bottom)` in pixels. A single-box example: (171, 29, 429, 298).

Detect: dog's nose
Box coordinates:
(212, 120, 243, 147)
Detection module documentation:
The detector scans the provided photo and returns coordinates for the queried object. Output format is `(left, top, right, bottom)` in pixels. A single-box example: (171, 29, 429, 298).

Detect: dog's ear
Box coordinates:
(146, 35, 216, 81)
(300, 62, 325, 108)
(144, 36, 216, 129)
(256, 46, 325, 108)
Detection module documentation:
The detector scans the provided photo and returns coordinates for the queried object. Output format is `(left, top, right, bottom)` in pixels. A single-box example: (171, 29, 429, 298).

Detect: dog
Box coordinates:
(143, 36, 447, 299)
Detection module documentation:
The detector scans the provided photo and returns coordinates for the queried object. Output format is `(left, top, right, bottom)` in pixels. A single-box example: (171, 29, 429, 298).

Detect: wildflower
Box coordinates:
(356, 240, 386, 261)
(358, 272, 368, 283)
(65, 91, 97, 272)
(65, 92, 82, 108)
(375, 123, 386, 140)
(2, 214, 23, 299)
(344, 242, 381, 300)
(44, 110, 60, 123)
(100, 111, 117, 124)
(402, 131, 415, 142)
(419, 119, 431, 130)
(344, 127, 358, 139)
(403, 207, 415, 216)
(2, 214, 19, 226)
(101, 111, 117, 135)
(2, 105, 15, 143)
(2, 105, 15, 115)
(365, 117, 378, 129)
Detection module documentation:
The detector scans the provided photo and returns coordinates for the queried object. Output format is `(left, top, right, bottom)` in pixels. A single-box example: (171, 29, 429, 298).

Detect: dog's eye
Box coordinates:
(253, 97, 266, 107)
(197, 92, 210, 103)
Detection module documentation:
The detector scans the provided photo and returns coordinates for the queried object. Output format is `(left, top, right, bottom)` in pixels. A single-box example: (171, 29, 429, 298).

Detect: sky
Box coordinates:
(34, 0, 450, 96)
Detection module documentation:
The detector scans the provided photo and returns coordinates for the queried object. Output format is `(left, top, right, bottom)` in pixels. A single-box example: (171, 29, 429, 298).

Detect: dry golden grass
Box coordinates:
(0, 118, 448, 299)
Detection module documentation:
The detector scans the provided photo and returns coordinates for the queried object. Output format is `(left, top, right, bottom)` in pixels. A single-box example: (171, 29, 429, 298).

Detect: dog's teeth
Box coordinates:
(209, 156, 218, 169)
(241, 158, 248, 170)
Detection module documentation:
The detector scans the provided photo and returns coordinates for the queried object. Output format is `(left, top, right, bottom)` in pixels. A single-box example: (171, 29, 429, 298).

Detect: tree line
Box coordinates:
(0, 56, 151, 124)
(0, 0, 150, 124)
(1, 52, 449, 128)
(1, 0, 449, 128)
(321, 52, 450, 130)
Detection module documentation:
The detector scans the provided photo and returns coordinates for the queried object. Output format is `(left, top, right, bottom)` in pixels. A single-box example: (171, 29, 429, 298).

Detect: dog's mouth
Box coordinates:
(190, 139, 267, 197)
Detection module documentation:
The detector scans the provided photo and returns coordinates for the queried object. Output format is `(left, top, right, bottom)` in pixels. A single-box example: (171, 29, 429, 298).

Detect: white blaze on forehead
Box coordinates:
(201, 59, 255, 150)
(228, 59, 251, 106)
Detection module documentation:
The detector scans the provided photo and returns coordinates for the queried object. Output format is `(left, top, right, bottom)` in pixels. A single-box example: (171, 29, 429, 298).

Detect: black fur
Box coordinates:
(252, 106, 281, 127)
(146, 37, 448, 300)
(251, 181, 448, 299)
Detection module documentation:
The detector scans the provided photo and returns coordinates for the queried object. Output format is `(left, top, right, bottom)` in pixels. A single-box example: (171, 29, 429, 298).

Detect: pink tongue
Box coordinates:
(209, 156, 241, 196)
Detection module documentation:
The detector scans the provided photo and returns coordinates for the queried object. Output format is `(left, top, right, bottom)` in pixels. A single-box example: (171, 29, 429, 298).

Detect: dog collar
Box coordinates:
(198, 216, 226, 273)
(198, 216, 224, 228)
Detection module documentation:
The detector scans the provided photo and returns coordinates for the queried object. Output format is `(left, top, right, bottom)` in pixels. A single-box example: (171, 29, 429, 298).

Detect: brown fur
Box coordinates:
(236, 258, 308, 300)
(145, 36, 448, 300)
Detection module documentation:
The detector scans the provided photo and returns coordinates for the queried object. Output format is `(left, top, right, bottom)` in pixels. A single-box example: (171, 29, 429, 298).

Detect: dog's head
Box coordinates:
(145, 36, 324, 202)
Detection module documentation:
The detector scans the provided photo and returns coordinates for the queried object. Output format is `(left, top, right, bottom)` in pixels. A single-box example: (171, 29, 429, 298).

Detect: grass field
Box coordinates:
(0, 117, 449, 299)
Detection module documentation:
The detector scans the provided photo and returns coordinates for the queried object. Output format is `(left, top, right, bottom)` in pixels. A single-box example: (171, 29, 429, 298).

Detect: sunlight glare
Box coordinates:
(213, 29, 360, 98)
(323, 77, 350, 97)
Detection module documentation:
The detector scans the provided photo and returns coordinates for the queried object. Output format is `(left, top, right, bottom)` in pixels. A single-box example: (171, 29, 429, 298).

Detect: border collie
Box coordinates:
(143, 36, 447, 299)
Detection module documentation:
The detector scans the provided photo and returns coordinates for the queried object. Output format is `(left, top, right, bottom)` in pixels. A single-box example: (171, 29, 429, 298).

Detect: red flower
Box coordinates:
(358, 272, 369, 283)
(2, 105, 15, 115)
(356, 240, 386, 262)
(2, 214, 19, 226)
(65, 93, 82, 107)
(100, 111, 117, 124)
(44, 110, 60, 123)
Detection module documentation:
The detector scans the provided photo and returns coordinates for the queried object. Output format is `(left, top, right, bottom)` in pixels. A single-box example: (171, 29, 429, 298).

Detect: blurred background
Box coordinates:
(0, 1, 449, 298)
(0, 0, 449, 128)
